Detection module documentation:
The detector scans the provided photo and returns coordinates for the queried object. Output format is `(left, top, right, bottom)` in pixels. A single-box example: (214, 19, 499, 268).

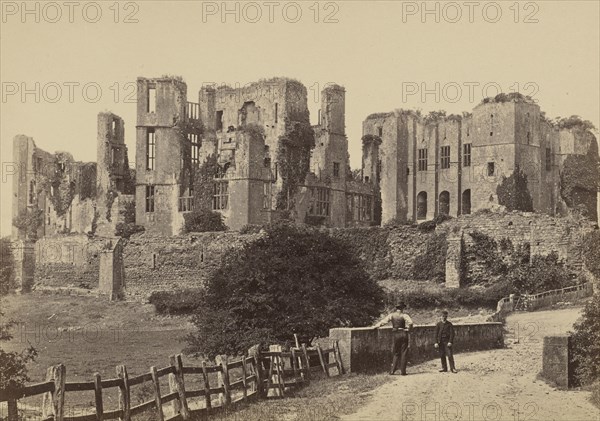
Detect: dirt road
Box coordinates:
(342, 307, 599, 421)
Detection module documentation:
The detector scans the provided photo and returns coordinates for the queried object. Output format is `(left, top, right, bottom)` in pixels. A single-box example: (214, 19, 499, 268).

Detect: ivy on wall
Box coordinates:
(276, 116, 315, 210)
(412, 232, 447, 282)
(560, 147, 599, 221)
(497, 165, 534, 212)
(191, 154, 220, 211)
(12, 209, 44, 241)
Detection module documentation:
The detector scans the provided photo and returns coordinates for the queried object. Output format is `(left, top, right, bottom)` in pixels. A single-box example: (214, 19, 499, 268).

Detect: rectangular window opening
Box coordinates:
(216, 111, 224, 131)
(146, 129, 156, 170)
(333, 162, 340, 178)
(441, 146, 451, 169)
(463, 143, 471, 167)
(147, 87, 156, 113)
(418, 148, 428, 172)
(213, 181, 229, 210)
(145, 185, 155, 213)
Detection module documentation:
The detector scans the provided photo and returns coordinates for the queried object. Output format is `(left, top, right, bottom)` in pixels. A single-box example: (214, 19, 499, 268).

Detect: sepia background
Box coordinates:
(1, 0, 599, 236)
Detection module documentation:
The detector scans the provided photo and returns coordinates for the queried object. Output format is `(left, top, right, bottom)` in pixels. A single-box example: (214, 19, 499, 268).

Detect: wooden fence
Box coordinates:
(0, 342, 344, 421)
(514, 282, 593, 311)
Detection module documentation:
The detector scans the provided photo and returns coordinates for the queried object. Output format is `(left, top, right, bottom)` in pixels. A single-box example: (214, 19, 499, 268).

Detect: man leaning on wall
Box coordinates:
(374, 302, 414, 375)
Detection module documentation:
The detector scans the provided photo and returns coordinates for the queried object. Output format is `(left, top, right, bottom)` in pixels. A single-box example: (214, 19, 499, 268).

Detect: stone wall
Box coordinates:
(33, 235, 105, 288)
(329, 322, 504, 373)
(122, 231, 263, 301)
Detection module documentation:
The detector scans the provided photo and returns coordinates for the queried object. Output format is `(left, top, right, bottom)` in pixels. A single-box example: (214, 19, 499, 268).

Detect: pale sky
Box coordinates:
(1, 0, 599, 236)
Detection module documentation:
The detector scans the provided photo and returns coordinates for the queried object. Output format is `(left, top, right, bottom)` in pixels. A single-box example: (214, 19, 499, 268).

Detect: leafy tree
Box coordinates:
(497, 165, 534, 212)
(570, 294, 600, 386)
(185, 223, 384, 358)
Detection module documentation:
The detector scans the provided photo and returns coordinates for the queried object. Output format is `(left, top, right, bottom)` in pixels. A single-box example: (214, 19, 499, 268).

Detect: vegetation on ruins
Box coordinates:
(12, 209, 44, 241)
(481, 92, 535, 104)
(412, 232, 448, 282)
(78, 163, 97, 201)
(555, 115, 597, 132)
(276, 115, 315, 210)
(183, 210, 227, 233)
(496, 165, 534, 212)
(560, 146, 599, 221)
(582, 231, 600, 278)
(462, 230, 576, 294)
(185, 222, 384, 358)
(570, 293, 600, 406)
(184, 153, 228, 233)
(0, 238, 16, 296)
(424, 110, 447, 124)
(361, 134, 382, 148)
(46, 152, 77, 217)
(114, 201, 145, 239)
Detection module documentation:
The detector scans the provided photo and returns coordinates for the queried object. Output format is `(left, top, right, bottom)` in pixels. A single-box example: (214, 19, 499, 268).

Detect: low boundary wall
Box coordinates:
(329, 322, 504, 373)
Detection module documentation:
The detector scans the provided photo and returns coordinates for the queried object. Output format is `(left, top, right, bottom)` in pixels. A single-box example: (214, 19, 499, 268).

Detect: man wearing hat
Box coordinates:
(374, 302, 414, 375)
(434, 310, 457, 373)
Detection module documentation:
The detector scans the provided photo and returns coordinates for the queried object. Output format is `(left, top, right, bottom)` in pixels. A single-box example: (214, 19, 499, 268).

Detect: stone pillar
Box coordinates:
(99, 239, 124, 300)
(542, 335, 576, 389)
(445, 233, 463, 288)
(11, 240, 35, 293)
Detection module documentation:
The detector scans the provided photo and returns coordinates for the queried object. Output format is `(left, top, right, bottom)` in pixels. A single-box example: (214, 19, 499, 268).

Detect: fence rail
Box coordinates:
(0, 342, 344, 421)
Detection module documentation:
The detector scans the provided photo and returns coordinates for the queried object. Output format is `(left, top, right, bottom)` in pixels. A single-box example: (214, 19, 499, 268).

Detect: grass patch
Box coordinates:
(204, 372, 393, 421)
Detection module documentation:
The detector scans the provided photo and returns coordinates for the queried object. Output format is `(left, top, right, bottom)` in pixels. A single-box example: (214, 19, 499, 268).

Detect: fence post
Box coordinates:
(201, 361, 212, 411)
(116, 365, 131, 421)
(269, 345, 285, 397)
(316, 345, 329, 377)
(301, 344, 311, 382)
(290, 348, 299, 383)
(94, 372, 104, 420)
(150, 366, 165, 421)
(241, 357, 248, 401)
(169, 354, 190, 420)
(42, 366, 53, 419)
(248, 345, 264, 398)
(215, 355, 232, 407)
(334, 340, 345, 375)
(7, 400, 18, 421)
(52, 364, 66, 421)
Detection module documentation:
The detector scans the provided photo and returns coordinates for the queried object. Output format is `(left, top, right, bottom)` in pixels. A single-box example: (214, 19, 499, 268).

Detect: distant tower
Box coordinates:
(135, 77, 199, 236)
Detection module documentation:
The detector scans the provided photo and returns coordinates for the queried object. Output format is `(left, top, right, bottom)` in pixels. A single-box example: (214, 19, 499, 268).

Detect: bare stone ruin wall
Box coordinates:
(122, 231, 263, 301)
(21, 212, 593, 298)
(33, 235, 106, 289)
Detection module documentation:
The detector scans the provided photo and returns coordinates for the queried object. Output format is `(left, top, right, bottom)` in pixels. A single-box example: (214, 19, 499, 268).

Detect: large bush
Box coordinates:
(570, 294, 600, 392)
(185, 223, 384, 358)
(183, 209, 227, 233)
(0, 238, 15, 296)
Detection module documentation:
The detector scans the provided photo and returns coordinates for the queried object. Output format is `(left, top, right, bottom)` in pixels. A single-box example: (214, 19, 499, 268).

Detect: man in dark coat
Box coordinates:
(374, 302, 414, 375)
(434, 310, 457, 373)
